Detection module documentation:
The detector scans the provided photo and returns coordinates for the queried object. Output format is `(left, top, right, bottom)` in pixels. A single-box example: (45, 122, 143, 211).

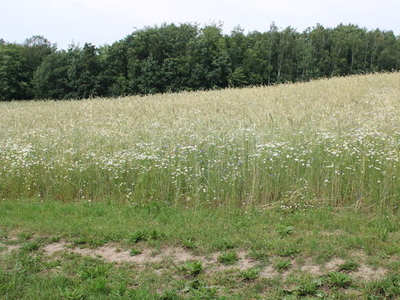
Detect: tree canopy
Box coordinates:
(1, 23, 400, 101)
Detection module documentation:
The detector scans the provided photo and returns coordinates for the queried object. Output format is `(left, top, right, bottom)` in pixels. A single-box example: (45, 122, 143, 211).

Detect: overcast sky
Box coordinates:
(2, 0, 400, 50)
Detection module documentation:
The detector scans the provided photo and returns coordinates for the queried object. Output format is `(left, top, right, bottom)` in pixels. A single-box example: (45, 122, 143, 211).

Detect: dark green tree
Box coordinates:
(0, 44, 30, 100)
(101, 41, 130, 96)
(20, 36, 56, 98)
(66, 43, 104, 98)
(227, 26, 248, 70)
(4, 22, 400, 101)
(32, 51, 70, 99)
(294, 29, 318, 81)
(124, 23, 199, 94)
(190, 24, 231, 89)
(22, 36, 56, 74)
(308, 24, 332, 77)
(376, 30, 399, 71)
(241, 31, 273, 85)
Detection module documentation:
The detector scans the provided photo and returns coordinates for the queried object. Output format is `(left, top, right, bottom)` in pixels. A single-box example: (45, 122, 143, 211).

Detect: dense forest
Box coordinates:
(1, 22, 400, 101)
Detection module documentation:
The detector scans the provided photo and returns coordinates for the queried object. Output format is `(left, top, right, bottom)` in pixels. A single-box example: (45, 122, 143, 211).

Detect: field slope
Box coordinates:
(1, 73, 400, 299)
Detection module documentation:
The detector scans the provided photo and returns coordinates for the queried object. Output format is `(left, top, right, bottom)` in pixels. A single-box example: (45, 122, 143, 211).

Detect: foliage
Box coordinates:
(240, 267, 260, 280)
(276, 225, 295, 236)
(178, 260, 203, 276)
(274, 259, 292, 271)
(2, 23, 400, 100)
(366, 275, 400, 299)
(337, 261, 360, 272)
(327, 272, 352, 288)
(129, 248, 142, 256)
(217, 250, 239, 265)
(129, 230, 165, 243)
(32, 51, 70, 99)
(0, 44, 30, 100)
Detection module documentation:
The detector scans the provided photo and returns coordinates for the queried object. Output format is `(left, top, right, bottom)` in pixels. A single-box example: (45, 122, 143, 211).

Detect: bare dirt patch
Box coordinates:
(74, 246, 153, 263)
(322, 257, 386, 280)
(324, 258, 346, 272)
(43, 242, 67, 256)
(259, 265, 281, 278)
(0, 242, 21, 254)
(159, 247, 202, 263)
(208, 250, 260, 273)
(39, 241, 388, 281)
(354, 265, 386, 280)
(43, 242, 211, 265)
(44, 242, 160, 264)
(300, 264, 323, 276)
(237, 250, 258, 270)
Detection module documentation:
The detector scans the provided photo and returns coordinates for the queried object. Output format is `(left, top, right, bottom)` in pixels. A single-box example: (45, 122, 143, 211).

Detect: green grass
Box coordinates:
(178, 260, 203, 276)
(0, 199, 400, 298)
(338, 261, 360, 272)
(240, 267, 260, 280)
(217, 250, 239, 265)
(274, 259, 292, 272)
(129, 248, 142, 256)
(327, 272, 353, 288)
(1, 199, 398, 258)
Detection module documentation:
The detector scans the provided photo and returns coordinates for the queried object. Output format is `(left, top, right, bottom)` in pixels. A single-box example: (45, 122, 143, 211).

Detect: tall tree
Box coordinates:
(190, 24, 231, 89)
(308, 24, 332, 77)
(21, 36, 56, 98)
(0, 44, 30, 100)
(66, 43, 104, 98)
(32, 51, 70, 99)
(102, 40, 130, 96)
(294, 29, 318, 81)
(22, 36, 56, 74)
(125, 23, 199, 94)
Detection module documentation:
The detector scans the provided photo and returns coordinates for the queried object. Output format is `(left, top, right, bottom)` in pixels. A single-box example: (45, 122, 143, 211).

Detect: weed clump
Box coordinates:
(178, 260, 203, 276)
(327, 272, 352, 288)
(240, 268, 260, 280)
(274, 259, 292, 272)
(129, 230, 165, 243)
(217, 250, 239, 265)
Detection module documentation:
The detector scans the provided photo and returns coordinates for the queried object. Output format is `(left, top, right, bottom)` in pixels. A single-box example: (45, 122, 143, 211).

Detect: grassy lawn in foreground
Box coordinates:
(1, 200, 400, 299)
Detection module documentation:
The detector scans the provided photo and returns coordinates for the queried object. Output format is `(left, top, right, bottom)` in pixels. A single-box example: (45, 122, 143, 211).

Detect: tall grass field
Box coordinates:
(1, 72, 400, 209)
(2, 73, 400, 299)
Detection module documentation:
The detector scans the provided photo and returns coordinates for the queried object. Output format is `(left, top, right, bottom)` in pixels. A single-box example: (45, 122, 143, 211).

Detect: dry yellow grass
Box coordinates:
(1, 72, 400, 207)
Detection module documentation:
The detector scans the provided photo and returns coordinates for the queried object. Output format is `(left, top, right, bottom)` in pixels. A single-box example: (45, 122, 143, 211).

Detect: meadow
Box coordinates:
(2, 72, 400, 209)
(1, 73, 400, 299)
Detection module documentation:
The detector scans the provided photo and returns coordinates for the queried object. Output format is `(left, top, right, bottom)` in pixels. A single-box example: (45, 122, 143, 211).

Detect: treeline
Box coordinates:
(1, 23, 400, 101)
